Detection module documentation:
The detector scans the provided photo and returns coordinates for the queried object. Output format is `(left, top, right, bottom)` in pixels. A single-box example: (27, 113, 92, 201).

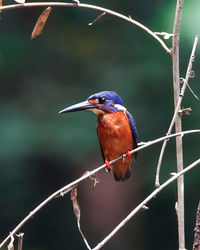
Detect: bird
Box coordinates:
(59, 91, 138, 181)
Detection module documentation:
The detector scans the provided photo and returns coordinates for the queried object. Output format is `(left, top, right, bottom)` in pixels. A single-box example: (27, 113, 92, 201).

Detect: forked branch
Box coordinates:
(93, 159, 200, 250)
(155, 35, 199, 187)
(0, 129, 200, 249)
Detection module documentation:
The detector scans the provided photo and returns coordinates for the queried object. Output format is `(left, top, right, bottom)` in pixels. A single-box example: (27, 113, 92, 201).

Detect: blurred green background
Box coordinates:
(0, 0, 200, 249)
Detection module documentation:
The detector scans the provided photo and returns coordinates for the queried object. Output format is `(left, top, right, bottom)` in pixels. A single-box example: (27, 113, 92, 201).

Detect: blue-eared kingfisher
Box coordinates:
(59, 91, 138, 181)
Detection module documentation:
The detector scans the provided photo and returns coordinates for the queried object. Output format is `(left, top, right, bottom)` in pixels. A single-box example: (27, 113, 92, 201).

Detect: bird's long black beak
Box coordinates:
(59, 100, 95, 114)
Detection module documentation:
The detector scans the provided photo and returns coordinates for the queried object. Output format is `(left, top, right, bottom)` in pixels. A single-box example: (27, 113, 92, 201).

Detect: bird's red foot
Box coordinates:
(105, 158, 111, 172)
(126, 150, 131, 158)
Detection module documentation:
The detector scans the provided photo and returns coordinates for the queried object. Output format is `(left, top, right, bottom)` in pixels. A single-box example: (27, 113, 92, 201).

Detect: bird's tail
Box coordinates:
(113, 166, 131, 182)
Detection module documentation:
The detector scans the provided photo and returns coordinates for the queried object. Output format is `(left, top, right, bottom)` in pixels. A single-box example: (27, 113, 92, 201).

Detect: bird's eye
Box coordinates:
(98, 97, 106, 104)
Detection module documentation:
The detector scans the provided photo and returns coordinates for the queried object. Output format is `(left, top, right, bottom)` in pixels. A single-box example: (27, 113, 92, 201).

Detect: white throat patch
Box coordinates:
(114, 104, 127, 112)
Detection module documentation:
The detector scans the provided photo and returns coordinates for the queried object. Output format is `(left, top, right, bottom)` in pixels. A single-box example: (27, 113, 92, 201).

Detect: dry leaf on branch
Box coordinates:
(14, 0, 26, 3)
(71, 186, 91, 250)
(71, 186, 80, 223)
(31, 7, 52, 39)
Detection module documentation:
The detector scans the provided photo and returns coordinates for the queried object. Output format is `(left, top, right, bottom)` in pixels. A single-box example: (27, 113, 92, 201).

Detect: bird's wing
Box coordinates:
(98, 138, 105, 162)
(126, 111, 138, 160)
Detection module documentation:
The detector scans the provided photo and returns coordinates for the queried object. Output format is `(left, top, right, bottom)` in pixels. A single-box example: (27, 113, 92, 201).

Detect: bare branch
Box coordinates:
(0, 129, 200, 249)
(0, 2, 171, 54)
(92, 159, 200, 250)
(155, 35, 199, 187)
(172, 0, 185, 248)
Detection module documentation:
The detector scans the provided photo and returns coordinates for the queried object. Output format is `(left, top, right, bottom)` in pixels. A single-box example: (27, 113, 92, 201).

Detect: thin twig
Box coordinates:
(92, 159, 200, 250)
(88, 12, 106, 26)
(185, 81, 199, 100)
(7, 234, 14, 250)
(0, 129, 200, 249)
(0, 2, 171, 54)
(17, 233, 24, 250)
(155, 35, 199, 187)
(154, 31, 174, 40)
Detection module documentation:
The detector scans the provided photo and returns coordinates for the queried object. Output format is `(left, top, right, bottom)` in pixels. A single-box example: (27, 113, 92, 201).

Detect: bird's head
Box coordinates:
(59, 91, 127, 115)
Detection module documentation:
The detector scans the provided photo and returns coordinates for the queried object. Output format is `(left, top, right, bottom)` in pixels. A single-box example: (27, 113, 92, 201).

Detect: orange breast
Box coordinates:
(97, 112, 134, 181)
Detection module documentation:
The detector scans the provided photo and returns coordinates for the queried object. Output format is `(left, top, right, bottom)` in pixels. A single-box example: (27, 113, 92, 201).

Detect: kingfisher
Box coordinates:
(59, 91, 138, 181)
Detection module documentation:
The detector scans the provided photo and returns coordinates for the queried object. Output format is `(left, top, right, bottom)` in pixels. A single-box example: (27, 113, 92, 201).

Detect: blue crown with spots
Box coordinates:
(88, 91, 124, 105)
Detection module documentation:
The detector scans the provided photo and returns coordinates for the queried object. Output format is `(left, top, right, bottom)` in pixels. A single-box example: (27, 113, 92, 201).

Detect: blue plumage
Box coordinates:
(88, 91, 123, 106)
(88, 91, 138, 144)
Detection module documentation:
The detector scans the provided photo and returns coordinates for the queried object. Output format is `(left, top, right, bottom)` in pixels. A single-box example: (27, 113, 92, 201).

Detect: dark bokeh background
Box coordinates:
(0, 0, 200, 249)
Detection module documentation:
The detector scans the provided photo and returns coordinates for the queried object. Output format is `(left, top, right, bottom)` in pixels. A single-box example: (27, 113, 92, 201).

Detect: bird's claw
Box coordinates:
(105, 158, 111, 172)
(126, 150, 131, 158)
